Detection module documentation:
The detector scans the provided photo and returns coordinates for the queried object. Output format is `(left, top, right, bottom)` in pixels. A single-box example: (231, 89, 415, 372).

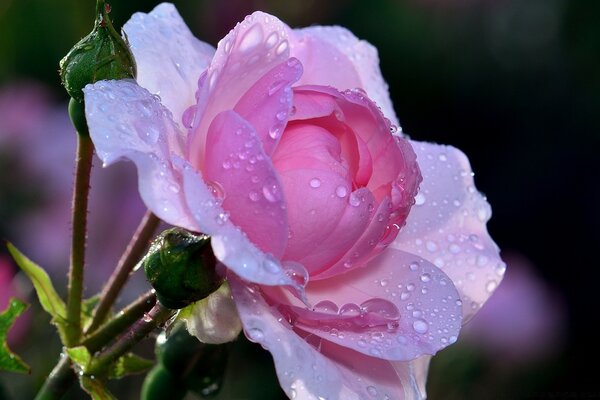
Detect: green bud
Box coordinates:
(143, 228, 223, 309)
(141, 365, 187, 400)
(59, 0, 136, 103)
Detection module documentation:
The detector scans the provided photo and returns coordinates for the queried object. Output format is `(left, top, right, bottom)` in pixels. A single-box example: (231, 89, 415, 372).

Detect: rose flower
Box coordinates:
(84, 4, 503, 399)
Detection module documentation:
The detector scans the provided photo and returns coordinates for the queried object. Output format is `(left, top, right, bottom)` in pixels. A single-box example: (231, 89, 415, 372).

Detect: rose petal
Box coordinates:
(84, 80, 193, 228)
(279, 168, 374, 275)
(124, 3, 215, 124)
(392, 142, 504, 322)
(291, 26, 399, 125)
(314, 197, 391, 280)
(204, 110, 288, 258)
(230, 276, 421, 400)
(189, 12, 293, 169)
(296, 248, 462, 361)
(179, 158, 298, 289)
(234, 58, 303, 155)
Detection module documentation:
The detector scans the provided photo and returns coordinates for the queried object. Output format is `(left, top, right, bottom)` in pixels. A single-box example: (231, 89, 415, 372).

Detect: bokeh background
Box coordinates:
(1, 0, 599, 399)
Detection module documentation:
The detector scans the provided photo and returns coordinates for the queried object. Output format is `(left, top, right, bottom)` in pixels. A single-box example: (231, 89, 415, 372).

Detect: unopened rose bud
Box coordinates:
(143, 228, 223, 309)
(59, 0, 136, 103)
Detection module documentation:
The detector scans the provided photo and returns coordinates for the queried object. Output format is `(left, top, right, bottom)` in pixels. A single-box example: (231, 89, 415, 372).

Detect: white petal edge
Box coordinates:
(124, 2, 215, 125)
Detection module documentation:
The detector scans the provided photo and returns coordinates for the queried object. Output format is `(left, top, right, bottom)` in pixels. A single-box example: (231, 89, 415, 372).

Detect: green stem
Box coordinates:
(65, 133, 94, 347)
(82, 290, 156, 352)
(33, 355, 74, 400)
(88, 303, 174, 375)
(86, 211, 159, 334)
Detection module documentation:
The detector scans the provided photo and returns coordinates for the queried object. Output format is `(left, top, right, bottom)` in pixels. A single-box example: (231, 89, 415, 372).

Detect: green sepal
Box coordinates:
(66, 346, 92, 370)
(107, 353, 154, 379)
(0, 298, 30, 374)
(81, 295, 101, 330)
(80, 375, 117, 400)
(6, 243, 69, 341)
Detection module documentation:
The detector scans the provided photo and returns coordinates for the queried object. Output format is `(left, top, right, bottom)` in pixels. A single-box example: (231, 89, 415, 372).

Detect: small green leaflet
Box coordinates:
(0, 298, 30, 374)
(108, 353, 154, 379)
(80, 376, 117, 400)
(6, 243, 69, 340)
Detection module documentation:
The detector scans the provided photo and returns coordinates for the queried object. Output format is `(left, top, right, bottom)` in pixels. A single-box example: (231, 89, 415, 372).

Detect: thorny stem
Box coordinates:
(82, 290, 156, 352)
(33, 356, 74, 400)
(65, 134, 94, 347)
(87, 302, 174, 376)
(86, 210, 159, 334)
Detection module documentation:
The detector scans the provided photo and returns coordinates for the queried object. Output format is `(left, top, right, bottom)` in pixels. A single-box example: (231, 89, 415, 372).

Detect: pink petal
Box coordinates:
(295, 248, 463, 361)
(188, 12, 294, 169)
(124, 3, 215, 124)
(291, 26, 399, 125)
(230, 276, 421, 400)
(392, 142, 504, 322)
(279, 169, 374, 275)
(179, 158, 299, 289)
(84, 80, 194, 229)
(204, 110, 288, 258)
(234, 58, 303, 155)
(313, 197, 392, 280)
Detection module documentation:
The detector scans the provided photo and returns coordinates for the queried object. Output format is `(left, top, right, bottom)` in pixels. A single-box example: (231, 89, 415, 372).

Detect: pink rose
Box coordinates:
(84, 4, 503, 398)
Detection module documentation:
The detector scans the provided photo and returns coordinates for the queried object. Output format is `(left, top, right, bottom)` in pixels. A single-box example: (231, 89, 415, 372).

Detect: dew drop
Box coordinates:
(309, 178, 321, 188)
(414, 192, 426, 206)
(207, 181, 225, 200)
(409, 262, 419, 271)
(247, 327, 264, 341)
(349, 193, 361, 207)
(486, 280, 498, 293)
(275, 40, 289, 55)
(265, 32, 278, 49)
(335, 185, 348, 198)
(339, 303, 361, 316)
(314, 300, 339, 314)
(366, 386, 378, 397)
(239, 24, 263, 52)
(412, 319, 429, 334)
(248, 190, 260, 202)
(420, 273, 431, 282)
(262, 179, 282, 202)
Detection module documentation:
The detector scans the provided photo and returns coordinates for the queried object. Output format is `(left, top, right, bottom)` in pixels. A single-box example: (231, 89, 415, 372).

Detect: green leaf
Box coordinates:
(6, 243, 66, 320)
(66, 346, 92, 369)
(80, 376, 117, 400)
(0, 298, 30, 373)
(82, 295, 101, 329)
(108, 353, 154, 379)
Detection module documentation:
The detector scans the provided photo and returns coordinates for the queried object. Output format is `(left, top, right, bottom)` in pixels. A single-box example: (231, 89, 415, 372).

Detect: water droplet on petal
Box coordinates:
(335, 186, 348, 198)
(262, 178, 282, 202)
(412, 319, 429, 334)
(309, 178, 321, 188)
(420, 273, 431, 282)
(415, 192, 426, 206)
(265, 32, 278, 49)
(338, 303, 361, 316)
(247, 327, 264, 341)
(409, 262, 419, 271)
(366, 386, 378, 397)
(239, 24, 263, 52)
(314, 300, 339, 314)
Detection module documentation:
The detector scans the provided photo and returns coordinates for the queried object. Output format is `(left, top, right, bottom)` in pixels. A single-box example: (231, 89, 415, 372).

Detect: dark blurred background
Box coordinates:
(1, 0, 599, 399)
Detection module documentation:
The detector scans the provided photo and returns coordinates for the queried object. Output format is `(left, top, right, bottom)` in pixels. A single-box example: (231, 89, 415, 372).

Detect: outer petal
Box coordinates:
(204, 110, 288, 258)
(189, 12, 294, 168)
(84, 80, 193, 228)
(297, 248, 462, 361)
(392, 142, 504, 322)
(179, 158, 300, 289)
(230, 277, 420, 400)
(291, 26, 399, 125)
(124, 3, 215, 123)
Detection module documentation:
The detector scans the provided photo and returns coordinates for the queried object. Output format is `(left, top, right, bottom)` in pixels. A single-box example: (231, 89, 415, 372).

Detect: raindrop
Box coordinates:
(262, 254, 280, 273)
(339, 303, 361, 316)
(268, 80, 286, 96)
(314, 300, 338, 314)
(409, 262, 419, 271)
(426, 241, 438, 252)
(247, 327, 264, 341)
(262, 179, 282, 202)
(239, 24, 263, 52)
(265, 32, 278, 49)
(207, 181, 225, 200)
(486, 280, 498, 293)
(412, 319, 429, 334)
(249, 191, 260, 202)
(420, 273, 431, 283)
(366, 386, 378, 397)
(275, 40, 289, 55)
(349, 193, 361, 207)
(335, 186, 348, 198)
(414, 192, 426, 206)
(309, 178, 321, 188)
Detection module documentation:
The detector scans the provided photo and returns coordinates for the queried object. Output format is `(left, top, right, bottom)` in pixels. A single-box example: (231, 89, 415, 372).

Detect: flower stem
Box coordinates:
(82, 290, 156, 352)
(33, 355, 74, 400)
(86, 210, 159, 334)
(65, 133, 94, 347)
(87, 302, 174, 376)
